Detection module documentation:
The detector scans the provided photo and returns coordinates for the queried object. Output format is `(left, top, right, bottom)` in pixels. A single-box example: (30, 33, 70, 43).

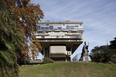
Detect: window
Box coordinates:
(71, 26, 74, 29)
(66, 26, 70, 29)
(41, 36, 44, 38)
(49, 26, 53, 30)
(41, 27, 44, 30)
(46, 24, 49, 26)
(75, 36, 79, 38)
(37, 26, 40, 30)
(56, 36, 59, 38)
(75, 26, 78, 27)
(58, 27, 62, 30)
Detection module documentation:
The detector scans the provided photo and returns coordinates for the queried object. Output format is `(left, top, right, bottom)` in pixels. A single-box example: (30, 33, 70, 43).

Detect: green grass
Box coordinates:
(19, 62, 116, 77)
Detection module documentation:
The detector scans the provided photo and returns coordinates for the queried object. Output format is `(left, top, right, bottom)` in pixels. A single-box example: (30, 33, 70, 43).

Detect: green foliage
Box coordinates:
(90, 37, 116, 63)
(109, 37, 116, 49)
(90, 44, 116, 63)
(0, 0, 43, 76)
(90, 49, 114, 63)
(17, 59, 29, 65)
(42, 58, 54, 64)
(0, 8, 23, 77)
(2, 0, 43, 66)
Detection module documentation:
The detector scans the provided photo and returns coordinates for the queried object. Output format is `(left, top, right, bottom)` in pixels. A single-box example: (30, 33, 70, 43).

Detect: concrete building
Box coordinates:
(33, 20, 84, 62)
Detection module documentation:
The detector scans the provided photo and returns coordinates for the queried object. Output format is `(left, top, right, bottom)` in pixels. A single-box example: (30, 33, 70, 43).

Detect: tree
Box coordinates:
(0, 11, 23, 77)
(2, 0, 44, 62)
(29, 42, 42, 60)
(3, 0, 44, 38)
(109, 37, 116, 62)
(90, 46, 114, 63)
(0, 0, 44, 76)
(109, 37, 116, 49)
(91, 46, 108, 53)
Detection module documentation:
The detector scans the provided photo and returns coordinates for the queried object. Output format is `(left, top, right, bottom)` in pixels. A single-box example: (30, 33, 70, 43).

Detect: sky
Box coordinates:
(30, 0, 116, 59)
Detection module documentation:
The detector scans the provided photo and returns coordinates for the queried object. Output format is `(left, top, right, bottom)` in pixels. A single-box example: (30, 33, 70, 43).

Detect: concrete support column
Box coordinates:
(65, 57, 67, 62)
(71, 47, 72, 62)
(48, 46, 50, 58)
(70, 55, 72, 62)
(46, 48, 49, 58)
(43, 48, 45, 58)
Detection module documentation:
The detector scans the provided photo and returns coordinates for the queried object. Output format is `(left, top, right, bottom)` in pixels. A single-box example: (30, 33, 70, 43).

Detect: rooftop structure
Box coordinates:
(33, 20, 84, 62)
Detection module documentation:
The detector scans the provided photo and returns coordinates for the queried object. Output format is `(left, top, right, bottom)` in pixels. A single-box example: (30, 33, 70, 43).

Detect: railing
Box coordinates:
(36, 35, 80, 39)
(37, 28, 83, 31)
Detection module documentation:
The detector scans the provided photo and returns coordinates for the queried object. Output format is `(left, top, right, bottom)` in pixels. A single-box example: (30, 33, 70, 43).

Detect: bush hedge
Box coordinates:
(42, 57, 54, 64)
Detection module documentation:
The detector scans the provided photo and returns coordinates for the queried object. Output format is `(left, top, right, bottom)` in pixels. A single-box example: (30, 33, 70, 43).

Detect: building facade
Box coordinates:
(33, 20, 84, 62)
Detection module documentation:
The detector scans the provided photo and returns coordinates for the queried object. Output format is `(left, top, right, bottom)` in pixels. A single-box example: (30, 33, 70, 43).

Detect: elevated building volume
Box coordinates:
(33, 20, 84, 62)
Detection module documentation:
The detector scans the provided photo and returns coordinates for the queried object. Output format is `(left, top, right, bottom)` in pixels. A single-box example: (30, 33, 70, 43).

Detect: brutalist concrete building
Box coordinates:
(33, 20, 84, 62)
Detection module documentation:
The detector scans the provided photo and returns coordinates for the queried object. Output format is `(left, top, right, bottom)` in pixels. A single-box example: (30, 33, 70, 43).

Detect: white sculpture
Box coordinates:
(79, 42, 91, 61)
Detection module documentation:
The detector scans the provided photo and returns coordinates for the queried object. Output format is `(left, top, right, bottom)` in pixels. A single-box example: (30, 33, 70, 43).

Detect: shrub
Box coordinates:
(90, 50, 114, 63)
(42, 57, 54, 64)
(17, 59, 29, 65)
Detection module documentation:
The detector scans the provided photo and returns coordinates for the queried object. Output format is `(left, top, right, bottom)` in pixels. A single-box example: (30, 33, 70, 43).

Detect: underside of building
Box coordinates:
(33, 20, 84, 62)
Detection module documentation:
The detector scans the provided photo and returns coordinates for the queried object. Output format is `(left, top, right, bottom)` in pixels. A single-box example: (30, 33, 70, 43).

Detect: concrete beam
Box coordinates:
(50, 54, 66, 57)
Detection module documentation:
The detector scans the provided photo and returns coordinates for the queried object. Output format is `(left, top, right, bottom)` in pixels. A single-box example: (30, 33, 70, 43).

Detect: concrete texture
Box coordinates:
(32, 21, 84, 62)
(50, 46, 67, 54)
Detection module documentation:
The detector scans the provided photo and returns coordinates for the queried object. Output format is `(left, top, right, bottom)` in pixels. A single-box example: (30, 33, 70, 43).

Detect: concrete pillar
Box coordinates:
(47, 47, 50, 58)
(43, 48, 45, 58)
(46, 48, 48, 58)
(70, 47, 72, 62)
(70, 55, 72, 62)
(65, 57, 67, 62)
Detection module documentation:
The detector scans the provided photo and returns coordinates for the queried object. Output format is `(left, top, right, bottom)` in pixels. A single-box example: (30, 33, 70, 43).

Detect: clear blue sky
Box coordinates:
(30, 0, 116, 59)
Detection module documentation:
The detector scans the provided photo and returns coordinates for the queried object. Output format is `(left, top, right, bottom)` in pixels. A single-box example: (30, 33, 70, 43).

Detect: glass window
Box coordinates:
(75, 26, 78, 27)
(37, 26, 40, 30)
(75, 36, 79, 38)
(41, 27, 44, 30)
(46, 24, 49, 26)
(71, 26, 74, 29)
(66, 26, 70, 29)
(49, 26, 53, 30)
(41, 36, 44, 38)
(56, 36, 59, 38)
(58, 27, 62, 30)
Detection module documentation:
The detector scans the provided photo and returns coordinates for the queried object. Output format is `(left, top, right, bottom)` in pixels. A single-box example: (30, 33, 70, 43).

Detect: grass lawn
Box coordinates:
(19, 62, 116, 77)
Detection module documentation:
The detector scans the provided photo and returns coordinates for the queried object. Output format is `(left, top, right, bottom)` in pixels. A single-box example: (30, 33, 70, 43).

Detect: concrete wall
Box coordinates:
(50, 46, 67, 54)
